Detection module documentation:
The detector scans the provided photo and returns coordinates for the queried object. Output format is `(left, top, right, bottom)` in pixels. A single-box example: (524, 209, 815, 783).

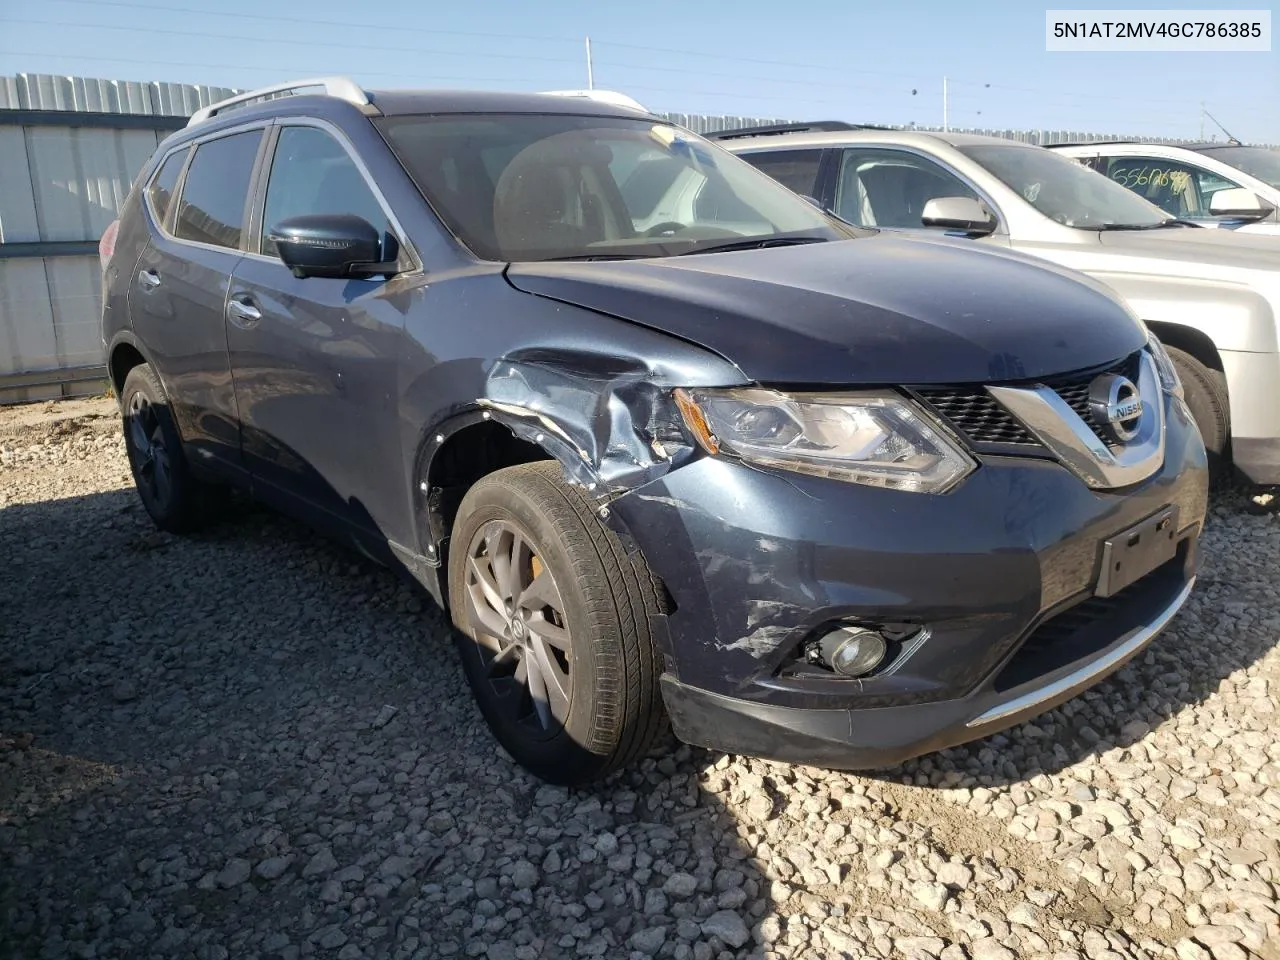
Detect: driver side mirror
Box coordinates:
(921, 196, 998, 236)
(1208, 187, 1275, 222)
(269, 214, 399, 279)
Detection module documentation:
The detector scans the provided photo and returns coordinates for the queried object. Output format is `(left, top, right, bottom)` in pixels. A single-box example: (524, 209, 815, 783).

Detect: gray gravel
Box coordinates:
(2, 397, 1278, 960)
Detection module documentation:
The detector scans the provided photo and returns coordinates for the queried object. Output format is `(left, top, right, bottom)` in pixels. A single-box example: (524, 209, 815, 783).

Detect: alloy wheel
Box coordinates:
(126, 392, 173, 510)
(463, 519, 573, 737)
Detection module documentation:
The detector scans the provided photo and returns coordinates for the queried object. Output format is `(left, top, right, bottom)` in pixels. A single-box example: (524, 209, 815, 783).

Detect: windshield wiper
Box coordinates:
(1095, 219, 1200, 231)
(675, 236, 831, 256)
(536, 253, 649, 261)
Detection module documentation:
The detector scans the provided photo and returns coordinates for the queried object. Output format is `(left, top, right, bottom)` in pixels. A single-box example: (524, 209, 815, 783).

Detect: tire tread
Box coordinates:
(1166, 346, 1230, 479)
(449, 461, 668, 782)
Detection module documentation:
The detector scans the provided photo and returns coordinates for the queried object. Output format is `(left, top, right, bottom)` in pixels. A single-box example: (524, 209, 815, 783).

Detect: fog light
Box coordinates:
(819, 625, 888, 677)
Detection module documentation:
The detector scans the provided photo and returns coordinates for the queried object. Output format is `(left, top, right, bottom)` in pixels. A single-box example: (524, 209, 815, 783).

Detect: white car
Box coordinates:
(1050, 141, 1280, 236)
(711, 124, 1280, 485)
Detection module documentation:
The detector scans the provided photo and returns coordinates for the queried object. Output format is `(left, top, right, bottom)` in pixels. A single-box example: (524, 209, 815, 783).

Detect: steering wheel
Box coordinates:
(644, 221, 688, 238)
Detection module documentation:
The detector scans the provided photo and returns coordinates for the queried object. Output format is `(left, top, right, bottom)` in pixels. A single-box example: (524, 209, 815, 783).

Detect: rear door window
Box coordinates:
(741, 150, 823, 198)
(146, 148, 187, 228)
(174, 130, 263, 250)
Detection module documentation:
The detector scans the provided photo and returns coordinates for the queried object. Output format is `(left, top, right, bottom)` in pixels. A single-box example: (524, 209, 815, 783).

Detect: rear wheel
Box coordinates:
(447, 461, 668, 784)
(120, 364, 221, 533)
(1166, 346, 1230, 480)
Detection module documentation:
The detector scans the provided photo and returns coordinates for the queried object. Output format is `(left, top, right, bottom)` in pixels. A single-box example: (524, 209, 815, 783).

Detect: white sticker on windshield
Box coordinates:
(1025, 182, 1042, 202)
(649, 125, 676, 145)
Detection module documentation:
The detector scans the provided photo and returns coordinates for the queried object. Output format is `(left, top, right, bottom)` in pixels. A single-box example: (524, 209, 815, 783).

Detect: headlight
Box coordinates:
(1146, 333, 1184, 399)
(673, 388, 975, 493)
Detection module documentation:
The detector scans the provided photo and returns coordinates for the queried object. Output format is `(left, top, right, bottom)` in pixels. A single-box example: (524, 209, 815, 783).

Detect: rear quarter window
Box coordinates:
(145, 148, 188, 229)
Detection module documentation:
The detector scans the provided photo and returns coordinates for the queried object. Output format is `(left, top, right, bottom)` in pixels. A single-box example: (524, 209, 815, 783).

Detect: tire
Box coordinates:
(1166, 346, 1231, 480)
(120, 364, 221, 533)
(447, 461, 668, 785)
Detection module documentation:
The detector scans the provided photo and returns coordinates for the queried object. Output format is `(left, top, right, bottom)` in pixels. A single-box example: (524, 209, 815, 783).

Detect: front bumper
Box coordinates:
(608, 392, 1207, 769)
(659, 558, 1194, 768)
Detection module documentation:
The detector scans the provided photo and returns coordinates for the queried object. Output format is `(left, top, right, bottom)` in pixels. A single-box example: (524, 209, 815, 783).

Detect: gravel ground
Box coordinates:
(1, 397, 1278, 960)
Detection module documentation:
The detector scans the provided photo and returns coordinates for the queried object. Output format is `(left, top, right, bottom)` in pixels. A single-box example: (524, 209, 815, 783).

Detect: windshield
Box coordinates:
(1198, 146, 1280, 190)
(376, 114, 849, 261)
(959, 144, 1171, 229)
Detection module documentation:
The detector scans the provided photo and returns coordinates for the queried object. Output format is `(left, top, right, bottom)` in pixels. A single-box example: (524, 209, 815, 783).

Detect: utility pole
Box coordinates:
(942, 76, 949, 132)
(585, 36, 594, 90)
(1200, 101, 1205, 140)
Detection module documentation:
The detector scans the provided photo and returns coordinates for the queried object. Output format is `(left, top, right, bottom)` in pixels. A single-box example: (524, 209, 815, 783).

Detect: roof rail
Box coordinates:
(187, 76, 369, 127)
(704, 120, 888, 141)
(539, 89, 649, 112)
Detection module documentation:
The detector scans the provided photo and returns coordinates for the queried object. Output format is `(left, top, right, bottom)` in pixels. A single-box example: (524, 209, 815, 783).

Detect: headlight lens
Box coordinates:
(1146, 333, 1184, 398)
(674, 388, 975, 493)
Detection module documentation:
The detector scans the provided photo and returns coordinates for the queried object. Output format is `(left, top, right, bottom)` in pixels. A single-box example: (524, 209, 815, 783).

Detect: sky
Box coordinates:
(1, 0, 1276, 142)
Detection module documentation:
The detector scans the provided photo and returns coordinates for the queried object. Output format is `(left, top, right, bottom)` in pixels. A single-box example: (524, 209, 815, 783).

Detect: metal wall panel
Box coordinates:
(23, 126, 161, 241)
(45, 256, 105, 370)
(659, 113, 788, 135)
(0, 126, 39, 243)
(150, 80, 239, 117)
(0, 258, 60, 376)
(0, 75, 18, 110)
(0, 255, 105, 401)
(1, 73, 238, 115)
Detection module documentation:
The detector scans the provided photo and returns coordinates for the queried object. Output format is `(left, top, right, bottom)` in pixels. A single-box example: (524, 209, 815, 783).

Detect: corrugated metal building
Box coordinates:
(0, 74, 237, 403)
(0, 71, 1269, 403)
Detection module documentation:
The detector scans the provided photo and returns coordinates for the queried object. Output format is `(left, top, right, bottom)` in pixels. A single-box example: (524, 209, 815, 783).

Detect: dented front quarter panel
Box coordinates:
(394, 263, 748, 549)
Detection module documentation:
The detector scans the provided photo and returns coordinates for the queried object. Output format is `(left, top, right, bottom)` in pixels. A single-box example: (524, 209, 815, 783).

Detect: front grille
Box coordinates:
(914, 389, 1039, 445)
(1046, 352, 1142, 447)
(915, 350, 1143, 450)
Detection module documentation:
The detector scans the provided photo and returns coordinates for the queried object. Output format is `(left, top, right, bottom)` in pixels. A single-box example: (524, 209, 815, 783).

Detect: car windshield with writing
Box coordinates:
(1199, 146, 1280, 190)
(960, 143, 1171, 229)
(375, 114, 848, 261)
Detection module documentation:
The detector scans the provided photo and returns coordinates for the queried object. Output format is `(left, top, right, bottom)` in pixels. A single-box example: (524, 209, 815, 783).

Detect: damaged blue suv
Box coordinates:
(100, 78, 1207, 784)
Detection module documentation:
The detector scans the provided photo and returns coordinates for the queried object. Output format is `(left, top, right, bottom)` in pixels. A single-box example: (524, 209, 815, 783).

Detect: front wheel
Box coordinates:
(447, 461, 669, 784)
(1166, 346, 1230, 480)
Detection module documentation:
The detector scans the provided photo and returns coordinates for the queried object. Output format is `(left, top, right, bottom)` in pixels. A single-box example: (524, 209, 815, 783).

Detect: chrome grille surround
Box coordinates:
(987, 350, 1165, 490)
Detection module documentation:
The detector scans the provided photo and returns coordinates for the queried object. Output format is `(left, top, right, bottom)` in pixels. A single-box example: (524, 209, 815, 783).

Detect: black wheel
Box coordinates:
(120, 364, 220, 533)
(1166, 347, 1231, 480)
(447, 461, 668, 784)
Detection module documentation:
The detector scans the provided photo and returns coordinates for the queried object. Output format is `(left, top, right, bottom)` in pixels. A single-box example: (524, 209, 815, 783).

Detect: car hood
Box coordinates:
(506, 235, 1148, 385)
(1097, 226, 1280, 269)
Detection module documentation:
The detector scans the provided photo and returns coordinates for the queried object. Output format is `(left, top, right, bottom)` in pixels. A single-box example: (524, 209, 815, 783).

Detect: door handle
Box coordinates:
(226, 298, 262, 327)
(137, 269, 161, 290)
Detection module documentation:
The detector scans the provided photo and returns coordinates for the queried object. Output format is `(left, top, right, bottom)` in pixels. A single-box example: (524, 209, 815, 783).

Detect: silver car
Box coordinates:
(715, 125, 1280, 485)
(1050, 141, 1280, 236)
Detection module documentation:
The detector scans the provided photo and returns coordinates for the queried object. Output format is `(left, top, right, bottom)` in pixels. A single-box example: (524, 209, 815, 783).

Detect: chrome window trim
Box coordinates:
(165, 120, 272, 256)
(988, 351, 1166, 490)
(245, 116, 421, 273)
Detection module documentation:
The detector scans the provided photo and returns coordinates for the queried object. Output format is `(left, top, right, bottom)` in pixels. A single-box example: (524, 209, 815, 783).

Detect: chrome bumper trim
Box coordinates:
(966, 576, 1195, 729)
